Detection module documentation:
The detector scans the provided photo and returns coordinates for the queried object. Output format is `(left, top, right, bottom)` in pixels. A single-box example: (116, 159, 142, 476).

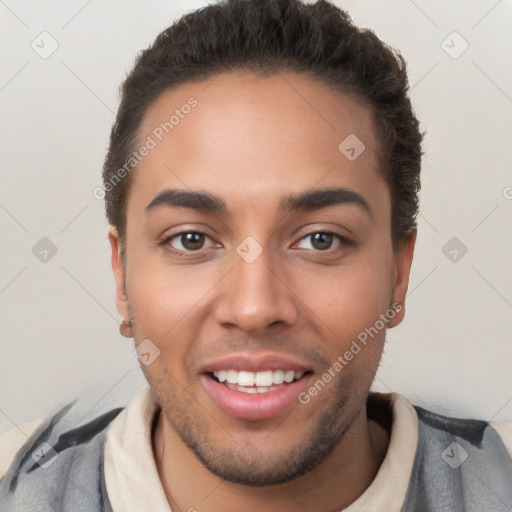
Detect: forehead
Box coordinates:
(129, 71, 387, 214)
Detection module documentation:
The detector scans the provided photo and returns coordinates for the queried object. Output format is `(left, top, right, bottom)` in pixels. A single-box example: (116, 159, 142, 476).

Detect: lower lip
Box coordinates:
(201, 374, 311, 421)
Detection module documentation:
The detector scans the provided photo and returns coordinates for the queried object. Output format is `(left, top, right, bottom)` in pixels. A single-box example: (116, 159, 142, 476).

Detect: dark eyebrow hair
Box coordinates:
(145, 187, 372, 217)
(146, 189, 227, 214)
(279, 187, 372, 217)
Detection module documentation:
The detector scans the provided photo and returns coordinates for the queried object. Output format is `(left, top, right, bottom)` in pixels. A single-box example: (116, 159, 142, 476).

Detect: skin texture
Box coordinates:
(109, 71, 416, 511)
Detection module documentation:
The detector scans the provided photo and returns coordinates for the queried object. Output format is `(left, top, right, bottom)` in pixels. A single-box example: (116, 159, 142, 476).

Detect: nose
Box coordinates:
(214, 244, 299, 334)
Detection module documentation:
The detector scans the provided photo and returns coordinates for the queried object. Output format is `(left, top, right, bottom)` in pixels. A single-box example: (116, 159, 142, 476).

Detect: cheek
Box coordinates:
(309, 257, 393, 336)
(128, 273, 205, 382)
(128, 243, 207, 309)
(125, 249, 219, 372)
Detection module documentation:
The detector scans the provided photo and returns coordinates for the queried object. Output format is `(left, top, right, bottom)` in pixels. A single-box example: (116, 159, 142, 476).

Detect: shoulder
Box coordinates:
(403, 405, 512, 511)
(414, 404, 512, 457)
(0, 399, 124, 511)
(0, 418, 45, 481)
(490, 420, 512, 459)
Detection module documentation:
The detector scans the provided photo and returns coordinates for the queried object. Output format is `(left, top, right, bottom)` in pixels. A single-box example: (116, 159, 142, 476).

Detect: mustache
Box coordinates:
(192, 333, 331, 368)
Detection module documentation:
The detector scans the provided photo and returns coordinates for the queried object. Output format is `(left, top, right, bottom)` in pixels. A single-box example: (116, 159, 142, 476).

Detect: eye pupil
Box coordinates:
(311, 232, 332, 250)
(182, 232, 204, 250)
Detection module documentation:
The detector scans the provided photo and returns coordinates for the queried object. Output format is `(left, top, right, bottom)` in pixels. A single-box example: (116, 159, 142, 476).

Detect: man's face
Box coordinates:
(110, 72, 414, 485)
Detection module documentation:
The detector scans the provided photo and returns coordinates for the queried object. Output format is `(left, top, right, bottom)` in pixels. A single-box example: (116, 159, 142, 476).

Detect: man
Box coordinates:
(1, 0, 511, 510)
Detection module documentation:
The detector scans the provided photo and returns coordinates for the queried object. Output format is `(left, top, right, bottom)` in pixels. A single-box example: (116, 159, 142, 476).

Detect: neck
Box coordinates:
(152, 404, 390, 512)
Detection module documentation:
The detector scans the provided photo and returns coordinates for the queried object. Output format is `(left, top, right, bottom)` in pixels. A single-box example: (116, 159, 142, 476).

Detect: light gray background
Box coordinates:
(1, 0, 511, 433)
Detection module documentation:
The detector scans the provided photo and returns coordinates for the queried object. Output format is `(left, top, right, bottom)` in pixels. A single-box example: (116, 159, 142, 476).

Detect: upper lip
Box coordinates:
(198, 352, 312, 374)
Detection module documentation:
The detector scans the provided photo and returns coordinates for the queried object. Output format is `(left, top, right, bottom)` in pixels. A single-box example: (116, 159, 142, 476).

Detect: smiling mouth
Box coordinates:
(207, 369, 311, 394)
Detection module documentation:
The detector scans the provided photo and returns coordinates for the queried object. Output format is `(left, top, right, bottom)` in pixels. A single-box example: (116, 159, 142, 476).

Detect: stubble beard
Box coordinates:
(150, 371, 363, 487)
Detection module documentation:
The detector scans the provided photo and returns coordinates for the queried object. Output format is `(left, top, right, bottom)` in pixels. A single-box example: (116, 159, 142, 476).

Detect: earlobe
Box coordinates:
(108, 227, 129, 321)
(387, 228, 417, 328)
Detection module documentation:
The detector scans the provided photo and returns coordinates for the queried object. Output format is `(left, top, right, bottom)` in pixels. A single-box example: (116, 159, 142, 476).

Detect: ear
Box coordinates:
(387, 228, 416, 328)
(108, 226, 129, 320)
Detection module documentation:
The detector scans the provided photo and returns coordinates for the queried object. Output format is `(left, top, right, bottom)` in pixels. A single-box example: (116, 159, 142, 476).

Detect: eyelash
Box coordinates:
(159, 230, 353, 255)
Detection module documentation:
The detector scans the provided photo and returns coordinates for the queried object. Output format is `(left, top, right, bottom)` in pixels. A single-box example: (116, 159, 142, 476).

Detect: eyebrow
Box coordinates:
(145, 187, 372, 217)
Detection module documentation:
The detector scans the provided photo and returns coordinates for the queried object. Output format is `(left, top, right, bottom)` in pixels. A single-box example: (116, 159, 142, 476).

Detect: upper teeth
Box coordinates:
(212, 370, 304, 387)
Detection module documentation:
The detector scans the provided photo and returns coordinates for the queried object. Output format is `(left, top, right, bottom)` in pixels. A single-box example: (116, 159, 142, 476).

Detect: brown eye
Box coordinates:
(295, 231, 352, 252)
(164, 231, 214, 252)
(310, 232, 334, 250)
(180, 232, 205, 251)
